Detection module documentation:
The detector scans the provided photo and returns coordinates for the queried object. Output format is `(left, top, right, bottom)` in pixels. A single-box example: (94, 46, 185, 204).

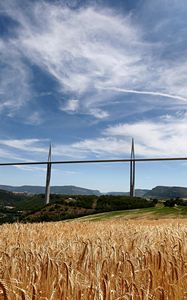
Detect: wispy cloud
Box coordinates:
(0, 40, 31, 116)
(104, 113, 187, 157)
(14, 165, 47, 172)
(1, 110, 187, 162)
(99, 87, 187, 102)
(25, 112, 43, 125)
(0, 139, 47, 153)
(60, 99, 79, 112)
(55, 113, 187, 158)
(1, 0, 187, 121)
(0, 0, 187, 165)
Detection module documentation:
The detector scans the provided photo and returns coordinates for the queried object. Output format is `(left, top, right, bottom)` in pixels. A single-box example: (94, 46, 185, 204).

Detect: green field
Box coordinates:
(78, 205, 187, 221)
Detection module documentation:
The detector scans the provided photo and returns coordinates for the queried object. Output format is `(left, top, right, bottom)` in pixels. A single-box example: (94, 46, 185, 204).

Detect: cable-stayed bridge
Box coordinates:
(0, 139, 187, 204)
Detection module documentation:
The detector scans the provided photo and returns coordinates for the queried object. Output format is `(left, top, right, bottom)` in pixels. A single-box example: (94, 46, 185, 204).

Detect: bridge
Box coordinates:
(0, 139, 187, 203)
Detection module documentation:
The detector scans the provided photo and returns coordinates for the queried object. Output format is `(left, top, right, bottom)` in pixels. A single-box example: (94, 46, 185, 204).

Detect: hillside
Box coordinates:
(0, 190, 155, 223)
(0, 184, 150, 197)
(1, 184, 187, 200)
(2, 188, 187, 223)
(145, 186, 187, 198)
(0, 185, 101, 195)
(0, 189, 27, 206)
(107, 186, 187, 198)
(23, 195, 155, 223)
(78, 205, 187, 221)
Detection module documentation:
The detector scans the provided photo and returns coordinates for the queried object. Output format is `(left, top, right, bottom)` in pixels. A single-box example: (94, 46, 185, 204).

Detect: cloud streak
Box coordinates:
(1, 0, 187, 122)
(99, 87, 187, 102)
(0, 40, 31, 116)
(1, 0, 187, 161)
(2, 110, 187, 164)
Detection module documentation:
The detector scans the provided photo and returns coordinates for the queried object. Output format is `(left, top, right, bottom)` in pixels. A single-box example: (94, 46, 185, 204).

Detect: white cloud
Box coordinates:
(14, 165, 46, 172)
(89, 108, 109, 119)
(1, 0, 187, 122)
(2, 112, 187, 162)
(0, 139, 47, 153)
(61, 99, 79, 112)
(0, 2, 162, 119)
(26, 112, 43, 125)
(99, 87, 187, 102)
(50, 113, 187, 158)
(0, 40, 31, 116)
(104, 113, 187, 157)
(1, 1, 187, 171)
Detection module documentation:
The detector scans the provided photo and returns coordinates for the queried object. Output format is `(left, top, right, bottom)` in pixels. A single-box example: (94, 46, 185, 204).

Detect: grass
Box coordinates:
(77, 205, 187, 221)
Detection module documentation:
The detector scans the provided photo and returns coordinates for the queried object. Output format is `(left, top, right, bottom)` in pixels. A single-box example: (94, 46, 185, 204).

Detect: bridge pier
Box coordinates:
(130, 138, 135, 197)
(45, 144, 52, 205)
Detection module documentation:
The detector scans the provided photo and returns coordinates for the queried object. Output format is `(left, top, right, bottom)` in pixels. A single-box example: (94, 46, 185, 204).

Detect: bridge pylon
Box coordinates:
(45, 144, 52, 204)
(130, 138, 135, 197)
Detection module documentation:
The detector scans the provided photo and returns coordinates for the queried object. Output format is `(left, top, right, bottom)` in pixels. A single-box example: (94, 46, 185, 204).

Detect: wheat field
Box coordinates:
(0, 219, 187, 299)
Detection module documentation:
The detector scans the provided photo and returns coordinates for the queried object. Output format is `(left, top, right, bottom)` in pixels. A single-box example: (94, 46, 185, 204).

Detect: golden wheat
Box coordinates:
(0, 219, 187, 299)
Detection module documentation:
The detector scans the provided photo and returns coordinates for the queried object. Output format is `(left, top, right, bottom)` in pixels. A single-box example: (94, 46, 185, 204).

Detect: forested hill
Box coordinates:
(145, 186, 187, 198)
(0, 189, 25, 206)
(1, 184, 187, 199)
(0, 192, 155, 224)
(0, 185, 101, 195)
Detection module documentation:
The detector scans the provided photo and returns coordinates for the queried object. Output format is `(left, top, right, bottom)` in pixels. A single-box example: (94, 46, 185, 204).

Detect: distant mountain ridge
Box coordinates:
(145, 186, 187, 199)
(0, 185, 101, 196)
(1, 184, 187, 198)
(109, 186, 187, 199)
(0, 185, 150, 197)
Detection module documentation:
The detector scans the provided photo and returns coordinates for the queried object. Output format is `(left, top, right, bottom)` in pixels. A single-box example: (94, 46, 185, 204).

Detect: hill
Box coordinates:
(23, 195, 155, 222)
(2, 187, 187, 223)
(0, 189, 156, 224)
(112, 186, 187, 199)
(0, 185, 150, 197)
(0, 189, 27, 206)
(78, 205, 187, 221)
(0, 185, 101, 195)
(145, 186, 187, 199)
(1, 184, 187, 199)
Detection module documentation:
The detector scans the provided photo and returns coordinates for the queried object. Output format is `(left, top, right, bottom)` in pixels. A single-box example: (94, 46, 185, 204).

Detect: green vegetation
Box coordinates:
(163, 197, 187, 207)
(1, 189, 187, 224)
(0, 191, 156, 223)
(23, 195, 154, 223)
(78, 205, 187, 221)
(96, 195, 154, 211)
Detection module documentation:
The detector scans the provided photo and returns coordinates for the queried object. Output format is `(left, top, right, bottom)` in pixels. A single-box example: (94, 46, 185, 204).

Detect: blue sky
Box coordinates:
(1, 0, 187, 192)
